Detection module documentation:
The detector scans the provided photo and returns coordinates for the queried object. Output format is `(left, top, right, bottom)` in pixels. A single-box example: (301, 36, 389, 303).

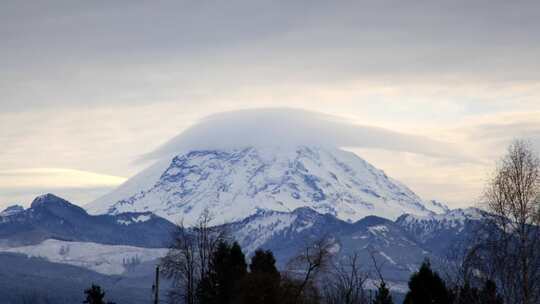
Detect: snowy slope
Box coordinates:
(396, 207, 485, 237)
(225, 207, 432, 283)
(395, 207, 487, 254)
(0, 239, 167, 275)
(87, 146, 435, 225)
(228, 207, 345, 255)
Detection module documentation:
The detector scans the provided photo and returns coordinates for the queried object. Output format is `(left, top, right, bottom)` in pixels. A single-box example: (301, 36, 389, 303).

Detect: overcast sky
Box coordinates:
(1, 0, 540, 209)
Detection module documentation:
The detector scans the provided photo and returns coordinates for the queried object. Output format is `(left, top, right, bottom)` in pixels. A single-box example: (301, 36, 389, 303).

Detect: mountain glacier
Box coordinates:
(88, 146, 439, 225)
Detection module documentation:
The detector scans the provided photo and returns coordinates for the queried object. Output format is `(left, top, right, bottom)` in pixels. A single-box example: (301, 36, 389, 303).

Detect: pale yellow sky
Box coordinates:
(1, 99, 539, 209)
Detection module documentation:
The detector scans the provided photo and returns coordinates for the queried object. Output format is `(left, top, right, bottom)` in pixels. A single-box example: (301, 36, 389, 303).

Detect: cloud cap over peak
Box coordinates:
(143, 108, 471, 161)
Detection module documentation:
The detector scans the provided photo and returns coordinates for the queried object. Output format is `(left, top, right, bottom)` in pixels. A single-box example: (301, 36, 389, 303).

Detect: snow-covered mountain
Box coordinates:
(224, 207, 440, 283)
(87, 146, 437, 225)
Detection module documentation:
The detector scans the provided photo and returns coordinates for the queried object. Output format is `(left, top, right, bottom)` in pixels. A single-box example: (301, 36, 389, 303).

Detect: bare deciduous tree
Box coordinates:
(284, 236, 336, 304)
(441, 238, 483, 293)
(160, 209, 227, 304)
(482, 139, 540, 304)
(323, 252, 369, 304)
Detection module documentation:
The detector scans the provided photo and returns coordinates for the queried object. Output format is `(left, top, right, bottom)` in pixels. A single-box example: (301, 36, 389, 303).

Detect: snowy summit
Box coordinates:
(87, 109, 446, 225)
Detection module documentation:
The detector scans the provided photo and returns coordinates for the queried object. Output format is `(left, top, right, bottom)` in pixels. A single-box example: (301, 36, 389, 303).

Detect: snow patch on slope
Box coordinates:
(368, 225, 389, 236)
(117, 214, 152, 225)
(378, 251, 397, 265)
(424, 200, 450, 214)
(0, 239, 167, 275)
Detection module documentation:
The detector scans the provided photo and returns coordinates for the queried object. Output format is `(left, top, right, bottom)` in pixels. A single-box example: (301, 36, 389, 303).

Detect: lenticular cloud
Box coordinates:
(143, 108, 467, 161)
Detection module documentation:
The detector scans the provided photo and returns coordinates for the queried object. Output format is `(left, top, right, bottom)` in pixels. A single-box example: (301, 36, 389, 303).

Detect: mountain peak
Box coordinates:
(30, 193, 67, 208)
(30, 193, 88, 219)
(88, 146, 433, 226)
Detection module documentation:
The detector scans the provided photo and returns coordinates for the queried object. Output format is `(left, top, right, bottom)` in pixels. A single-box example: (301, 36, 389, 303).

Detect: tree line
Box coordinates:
(159, 218, 389, 304)
(158, 220, 506, 304)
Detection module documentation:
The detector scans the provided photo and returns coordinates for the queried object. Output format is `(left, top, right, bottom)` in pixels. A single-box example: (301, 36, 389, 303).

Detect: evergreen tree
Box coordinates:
(478, 280, 503, 304)
(229, 242, 248, 282)
(455, 282, 479, 304)
(214, 242, 233, 304)
(83, 284, 114, 304)
(403, 261, 452, 304)
(372, 281, 393, 304)
(227, 242, 247, 303)
(250, 249, 280, 278)
(197, 241, 247, 304)
(241, 250, 281, 304)
(197, 276, 217, 304)
(452, 279, 503, 304)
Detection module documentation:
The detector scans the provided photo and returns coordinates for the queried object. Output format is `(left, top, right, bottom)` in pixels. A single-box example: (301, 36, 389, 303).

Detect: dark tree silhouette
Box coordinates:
(372, 282, 392, 304)
(478, 280, 503, 304)
(229, 242, 248, 284)
(404, 261, 453, 304)
(454, 282, 478, 304)
(83, 284, 114, 304)
(197, 241, 247, 304)
(241, 249, 281, 304)
(250, 249, 280, 278)
(452, 279, 503, 304)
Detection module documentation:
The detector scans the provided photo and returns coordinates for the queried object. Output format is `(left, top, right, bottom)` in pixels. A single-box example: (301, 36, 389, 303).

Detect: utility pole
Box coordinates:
(153, 265, 160, 304)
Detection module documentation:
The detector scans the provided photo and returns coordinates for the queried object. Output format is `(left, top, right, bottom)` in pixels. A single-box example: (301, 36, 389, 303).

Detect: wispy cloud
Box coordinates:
(0, 168, 125, 208)
(0, 168, 126, 189)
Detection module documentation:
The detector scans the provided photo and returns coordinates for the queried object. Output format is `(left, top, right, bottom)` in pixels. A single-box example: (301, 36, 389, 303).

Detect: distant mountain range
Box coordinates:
(0, 193, 485, 300)
(226, 205, 486, 283)
(0, 193, 175, 248)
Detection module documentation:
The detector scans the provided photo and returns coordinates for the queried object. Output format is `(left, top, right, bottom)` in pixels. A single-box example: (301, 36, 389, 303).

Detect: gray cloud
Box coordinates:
(458, 118, 540, 160)
(2, 0, 539, 112)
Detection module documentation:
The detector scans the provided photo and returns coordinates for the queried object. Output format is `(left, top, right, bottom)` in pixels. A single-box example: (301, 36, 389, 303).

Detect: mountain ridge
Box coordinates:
(0, 193, 175, 248)
(0, 192, 486, 297)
